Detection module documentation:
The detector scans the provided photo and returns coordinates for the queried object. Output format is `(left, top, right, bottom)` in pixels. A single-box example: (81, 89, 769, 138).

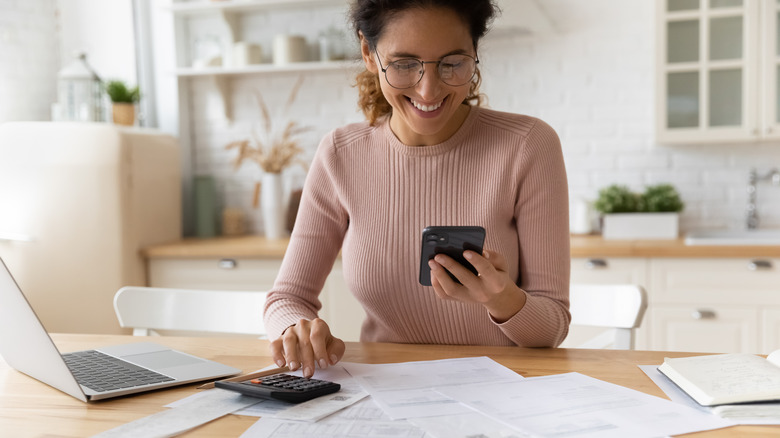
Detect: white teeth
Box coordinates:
(411, 99, 443, 112)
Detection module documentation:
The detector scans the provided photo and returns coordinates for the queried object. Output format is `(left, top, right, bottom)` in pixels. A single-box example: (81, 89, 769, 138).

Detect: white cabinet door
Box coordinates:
(649, 258, 780, 305)
(655, 0, 766, 143)
(762, 0, 780, 139)
(570, 257, 649, 285)
(650, 258, 780, 353)
(650, 305, 758, 353)
(148, 258, 282, 291)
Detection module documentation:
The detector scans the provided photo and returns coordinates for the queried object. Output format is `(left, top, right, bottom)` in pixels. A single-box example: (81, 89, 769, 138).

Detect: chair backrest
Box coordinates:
(113, 286, 267, 337)
(566, 284, 648, 350)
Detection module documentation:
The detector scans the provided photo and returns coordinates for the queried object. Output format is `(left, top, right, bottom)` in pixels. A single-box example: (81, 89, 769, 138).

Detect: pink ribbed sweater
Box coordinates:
(264, 106, 571, 347)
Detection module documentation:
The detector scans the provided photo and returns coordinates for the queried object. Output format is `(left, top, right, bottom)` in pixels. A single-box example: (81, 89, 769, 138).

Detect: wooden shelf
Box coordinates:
(175, 59, 358, 77)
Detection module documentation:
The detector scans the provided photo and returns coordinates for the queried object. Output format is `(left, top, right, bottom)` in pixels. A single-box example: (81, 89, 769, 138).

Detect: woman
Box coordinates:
(264, 0, 570, 378)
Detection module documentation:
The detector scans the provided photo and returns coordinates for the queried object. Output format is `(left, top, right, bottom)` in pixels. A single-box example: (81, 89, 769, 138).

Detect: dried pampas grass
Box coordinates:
(225, 76, 311, 175)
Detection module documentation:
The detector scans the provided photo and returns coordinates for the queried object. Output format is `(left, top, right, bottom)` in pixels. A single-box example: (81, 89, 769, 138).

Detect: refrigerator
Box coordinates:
(0, 122, 181, 334)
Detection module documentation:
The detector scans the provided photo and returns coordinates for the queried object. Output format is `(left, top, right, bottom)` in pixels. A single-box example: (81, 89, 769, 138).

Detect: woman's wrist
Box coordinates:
(485, 284, 527, 323)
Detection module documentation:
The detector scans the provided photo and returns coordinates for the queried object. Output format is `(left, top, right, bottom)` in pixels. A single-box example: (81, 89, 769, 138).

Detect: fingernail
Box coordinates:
(464, 251, 473, 259)
(304, 367, 312, 378)
(276, 359, 285, 368)
(289, 361, 299, 371)
(319, 358, 327, 369)
(330, 354, 338, 364)
(428, 260, 437, 270)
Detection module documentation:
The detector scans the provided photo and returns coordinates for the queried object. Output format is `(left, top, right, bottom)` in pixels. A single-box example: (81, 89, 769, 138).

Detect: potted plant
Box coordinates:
(594, 183, 684, 240)
(105, 80, 140, 126)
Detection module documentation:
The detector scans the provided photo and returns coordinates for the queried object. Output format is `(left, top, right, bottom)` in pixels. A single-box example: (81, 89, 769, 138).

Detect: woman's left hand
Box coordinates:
(428, 249, 527, 323)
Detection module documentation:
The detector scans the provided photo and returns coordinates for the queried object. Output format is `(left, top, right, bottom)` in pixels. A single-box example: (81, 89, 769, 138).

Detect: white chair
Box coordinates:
(563, 284, 648, 350)
(113, 286, 267, 337)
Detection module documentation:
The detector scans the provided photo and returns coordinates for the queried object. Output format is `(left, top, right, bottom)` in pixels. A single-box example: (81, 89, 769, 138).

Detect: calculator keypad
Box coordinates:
(215, 373, 341, 403)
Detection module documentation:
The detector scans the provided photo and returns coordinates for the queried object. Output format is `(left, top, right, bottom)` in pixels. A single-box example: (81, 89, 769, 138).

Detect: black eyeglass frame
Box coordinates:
(373, 48, 480, 89)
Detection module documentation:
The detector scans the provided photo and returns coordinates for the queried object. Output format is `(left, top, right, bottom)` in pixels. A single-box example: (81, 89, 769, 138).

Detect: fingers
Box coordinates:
(428, 249, 511, 304)
(273, 318, 345, 378)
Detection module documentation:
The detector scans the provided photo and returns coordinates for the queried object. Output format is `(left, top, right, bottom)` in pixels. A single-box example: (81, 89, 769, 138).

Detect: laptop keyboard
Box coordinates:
(62, 350, 174, 393)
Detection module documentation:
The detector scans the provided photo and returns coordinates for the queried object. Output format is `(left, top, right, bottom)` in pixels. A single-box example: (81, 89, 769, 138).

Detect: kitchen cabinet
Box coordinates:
(648, 258, 780, 353)
(655, 0, 780, 143)
(571, 255, 780, 353)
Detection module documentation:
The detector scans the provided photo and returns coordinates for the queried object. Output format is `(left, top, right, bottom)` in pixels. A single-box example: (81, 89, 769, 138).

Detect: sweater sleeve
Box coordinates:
(493, 118, 571, 347)
(263, 132, 349, 339)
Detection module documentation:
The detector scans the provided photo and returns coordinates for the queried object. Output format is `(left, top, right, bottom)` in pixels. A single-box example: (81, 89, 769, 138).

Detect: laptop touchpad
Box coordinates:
(123, 350, 204, 369)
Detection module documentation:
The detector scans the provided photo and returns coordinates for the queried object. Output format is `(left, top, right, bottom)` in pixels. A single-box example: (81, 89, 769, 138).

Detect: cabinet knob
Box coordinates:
(747, 260, 773, 271)
(218, 258, 238, 269)
(692, 309, 716, 320)
(584, 259, 608, 270)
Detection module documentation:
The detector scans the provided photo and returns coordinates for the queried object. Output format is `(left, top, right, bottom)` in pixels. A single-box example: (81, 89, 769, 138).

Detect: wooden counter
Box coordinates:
(142, 234, 780, 259)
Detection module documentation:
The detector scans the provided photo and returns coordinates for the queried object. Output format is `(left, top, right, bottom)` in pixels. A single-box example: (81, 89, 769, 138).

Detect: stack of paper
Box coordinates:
(152, 357, 733, 438)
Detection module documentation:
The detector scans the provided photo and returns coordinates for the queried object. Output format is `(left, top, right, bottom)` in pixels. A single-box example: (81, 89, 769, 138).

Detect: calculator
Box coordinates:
(215, 373, 341, 403)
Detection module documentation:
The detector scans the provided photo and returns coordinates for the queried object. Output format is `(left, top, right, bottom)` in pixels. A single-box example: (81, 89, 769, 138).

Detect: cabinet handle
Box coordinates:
(218, 258, 238, 269)
(747, 260, 773, 271)
(584, 259, 608, 270)
(692, 309, 716, 320)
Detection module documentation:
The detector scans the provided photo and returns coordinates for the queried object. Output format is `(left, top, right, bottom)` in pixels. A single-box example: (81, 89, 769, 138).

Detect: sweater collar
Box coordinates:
(381, 105, 480, 156)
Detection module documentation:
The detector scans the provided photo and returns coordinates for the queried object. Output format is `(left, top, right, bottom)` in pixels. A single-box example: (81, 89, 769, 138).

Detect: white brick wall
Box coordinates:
(185, 0, 780, 234)
(8, 0, 780, 234)
(0, 0, 58, 123)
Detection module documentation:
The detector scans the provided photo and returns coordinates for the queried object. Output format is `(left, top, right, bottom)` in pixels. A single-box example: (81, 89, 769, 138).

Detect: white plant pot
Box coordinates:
(602, 212, 679, 240)
(261, 173, 287, 240)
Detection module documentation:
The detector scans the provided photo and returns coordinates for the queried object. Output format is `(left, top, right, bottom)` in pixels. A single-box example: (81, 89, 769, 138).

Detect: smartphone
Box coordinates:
(419, 226, 486, 286)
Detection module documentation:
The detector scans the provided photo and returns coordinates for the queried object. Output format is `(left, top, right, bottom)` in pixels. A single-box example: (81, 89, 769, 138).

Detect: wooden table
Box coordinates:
(1, 334, 777, 437)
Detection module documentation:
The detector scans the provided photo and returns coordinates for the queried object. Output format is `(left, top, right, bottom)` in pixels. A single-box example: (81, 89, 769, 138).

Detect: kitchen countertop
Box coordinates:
(142, 234, 780, 259)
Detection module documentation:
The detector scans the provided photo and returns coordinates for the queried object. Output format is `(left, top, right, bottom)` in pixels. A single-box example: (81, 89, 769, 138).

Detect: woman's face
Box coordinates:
(361, 7, 475, 146)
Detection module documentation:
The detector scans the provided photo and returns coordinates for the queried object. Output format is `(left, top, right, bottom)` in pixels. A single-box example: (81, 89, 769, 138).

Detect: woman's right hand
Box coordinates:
(269, 318, 345, 378)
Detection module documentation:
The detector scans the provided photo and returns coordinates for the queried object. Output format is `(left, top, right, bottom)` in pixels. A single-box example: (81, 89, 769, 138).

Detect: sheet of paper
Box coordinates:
(94, 388, 262, 438)
(272, 364, 369, 422)
(640, 364, 780, 425)
(341, 356, 523, 420)
(166, 388, 292, 417)
(240, 398, 432, 438)
(168, 365, 367, 422)
(436, 372, 734, 438)
(409, 411, 533, 438)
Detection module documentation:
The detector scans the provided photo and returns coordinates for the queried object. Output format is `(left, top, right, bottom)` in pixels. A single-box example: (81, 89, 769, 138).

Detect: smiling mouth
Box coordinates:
(409, 97, 444, 112)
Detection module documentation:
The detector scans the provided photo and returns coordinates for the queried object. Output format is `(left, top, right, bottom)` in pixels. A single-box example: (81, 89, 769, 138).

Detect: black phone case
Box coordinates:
(419, 226, 486, 286)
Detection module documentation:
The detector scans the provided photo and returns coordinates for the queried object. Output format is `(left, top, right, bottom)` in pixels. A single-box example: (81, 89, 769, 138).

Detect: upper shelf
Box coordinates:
(175, 59, 359, 77)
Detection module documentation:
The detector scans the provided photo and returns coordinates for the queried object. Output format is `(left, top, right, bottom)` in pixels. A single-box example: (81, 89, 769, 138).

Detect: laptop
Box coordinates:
(0, 257, 241, 401)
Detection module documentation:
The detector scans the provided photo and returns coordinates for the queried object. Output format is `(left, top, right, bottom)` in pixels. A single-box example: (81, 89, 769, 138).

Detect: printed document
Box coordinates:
(240, 397, 431, 438)
(436, 372, 733, 438)
(341, 356, 523, 419)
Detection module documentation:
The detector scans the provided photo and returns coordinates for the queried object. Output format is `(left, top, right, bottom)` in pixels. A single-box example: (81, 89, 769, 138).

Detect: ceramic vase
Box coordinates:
(261, 172, 286, 240)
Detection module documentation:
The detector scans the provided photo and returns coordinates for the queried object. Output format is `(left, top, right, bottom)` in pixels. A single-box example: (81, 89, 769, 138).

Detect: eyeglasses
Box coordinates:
(374, 49, 479, 89)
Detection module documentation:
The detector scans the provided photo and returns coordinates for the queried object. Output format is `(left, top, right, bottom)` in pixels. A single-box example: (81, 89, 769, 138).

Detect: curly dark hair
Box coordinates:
(349, 0, 499, 124)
